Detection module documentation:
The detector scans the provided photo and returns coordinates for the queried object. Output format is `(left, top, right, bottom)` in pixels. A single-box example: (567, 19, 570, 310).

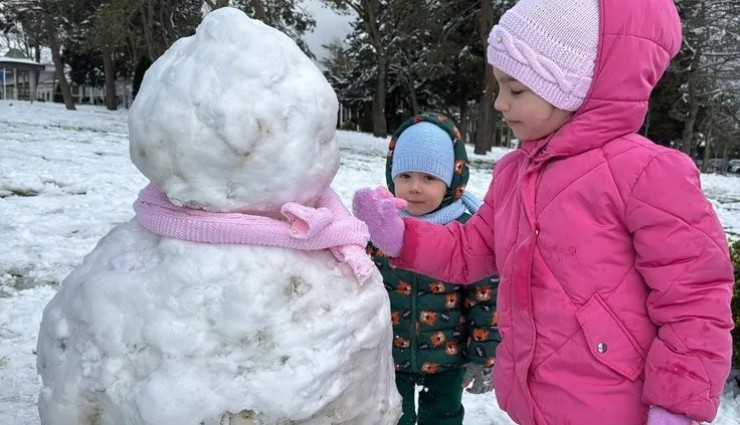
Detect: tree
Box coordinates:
(3, 0, 76, 108)
(204, 0, 317, 58)
(673, 0, 740, 156)
(320, 0, 515, 145)
(323, 0, 391, 137)
(643, 64, 684, 146)
(67, 0, 203, 107)
(85, 0, 139, 110)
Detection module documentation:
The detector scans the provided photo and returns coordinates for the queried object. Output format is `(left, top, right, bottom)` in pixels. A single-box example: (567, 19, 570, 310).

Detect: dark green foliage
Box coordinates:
(53, 83, 63, 103)
(643, 68, 684, 147)
(64, 44, 105, 87)
(229, 0, 316, 58)
(132, 56, 152, 99)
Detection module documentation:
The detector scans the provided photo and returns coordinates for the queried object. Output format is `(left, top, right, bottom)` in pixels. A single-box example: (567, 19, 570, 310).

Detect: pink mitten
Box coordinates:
(352, 187, 407, 257)
(647, 407, 697, 425)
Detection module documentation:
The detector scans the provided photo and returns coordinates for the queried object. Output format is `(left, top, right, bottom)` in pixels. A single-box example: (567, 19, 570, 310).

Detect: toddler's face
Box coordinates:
(492, 68, 573, 141)
(393, 172, 447, 216)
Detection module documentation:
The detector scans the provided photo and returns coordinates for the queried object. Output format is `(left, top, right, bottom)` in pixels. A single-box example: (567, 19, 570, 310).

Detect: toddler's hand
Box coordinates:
(462, 363, 493, 394)
(352, 187, 406, 257)
(647, 406, 698, 425)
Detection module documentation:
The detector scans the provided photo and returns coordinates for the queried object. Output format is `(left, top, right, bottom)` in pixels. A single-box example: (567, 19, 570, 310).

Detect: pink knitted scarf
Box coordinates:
(133, 184, 374, 285)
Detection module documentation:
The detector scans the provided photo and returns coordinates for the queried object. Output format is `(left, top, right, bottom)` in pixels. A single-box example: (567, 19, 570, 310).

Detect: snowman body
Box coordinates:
(37, 219, 399, 425)
(36, 7, 401, 425)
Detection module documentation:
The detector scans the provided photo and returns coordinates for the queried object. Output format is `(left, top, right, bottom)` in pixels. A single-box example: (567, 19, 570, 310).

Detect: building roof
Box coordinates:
(0, 49, 45, 70)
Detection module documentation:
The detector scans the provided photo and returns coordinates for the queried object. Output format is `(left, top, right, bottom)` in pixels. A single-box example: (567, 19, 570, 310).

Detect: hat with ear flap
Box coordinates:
(390, 121, 455, 186)
(386, 113, 471, 211)
(487, 0, 600, 111)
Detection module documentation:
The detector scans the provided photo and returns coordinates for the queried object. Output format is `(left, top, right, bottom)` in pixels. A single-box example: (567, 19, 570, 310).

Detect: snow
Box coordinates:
(1, 40, 740, 425)
(35, 222, 398, 425)
(9, 9, 400, 425)
(2, 99, 739, 424)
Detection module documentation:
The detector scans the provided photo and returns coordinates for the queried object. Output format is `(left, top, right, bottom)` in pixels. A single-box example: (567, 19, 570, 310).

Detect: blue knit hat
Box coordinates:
(390, 121, 455, 186)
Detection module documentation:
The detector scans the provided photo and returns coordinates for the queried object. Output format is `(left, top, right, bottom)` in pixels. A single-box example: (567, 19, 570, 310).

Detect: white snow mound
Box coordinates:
(37, 221, 401, 424)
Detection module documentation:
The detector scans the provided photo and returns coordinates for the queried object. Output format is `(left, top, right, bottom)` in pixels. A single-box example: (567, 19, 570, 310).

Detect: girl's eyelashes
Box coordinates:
(397, 173, 410, 179)
(423, 175, 438, 182)
(510, 87, 525, 96)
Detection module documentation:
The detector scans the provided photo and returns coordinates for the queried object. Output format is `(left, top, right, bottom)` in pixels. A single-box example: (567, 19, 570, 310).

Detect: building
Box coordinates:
(0, 48, 45, 101)
(1, 48, 133, 108)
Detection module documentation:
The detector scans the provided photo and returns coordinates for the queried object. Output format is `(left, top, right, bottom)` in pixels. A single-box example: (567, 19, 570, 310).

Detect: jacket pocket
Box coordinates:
(575, 293, 645, 381)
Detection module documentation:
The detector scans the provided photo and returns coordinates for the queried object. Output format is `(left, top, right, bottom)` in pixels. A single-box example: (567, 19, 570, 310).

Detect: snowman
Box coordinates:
(36, 8, 401, 425)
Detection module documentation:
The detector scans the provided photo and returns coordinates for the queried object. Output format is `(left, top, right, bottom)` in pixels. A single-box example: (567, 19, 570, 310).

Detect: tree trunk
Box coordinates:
(33, 43, 41, 63)
(251, 0, 270, 23)
(205, 0, 230, 9)
(405, 75, 419, 116)
(159, 0, 177, 49)
(459, 100, 469, 142)
(49, 32, 75, 110)
(474, 65, 496, 154)
(701, 123, 712, 173)
(721, 145, 729, 175)
(372, 54, 388, 137)
(360, 0, 387, 137)
(103, 45, 117, 111)
(141, 1, 157, 60)
(474, 0, 496, 154)
(681, 81, 699, 155)
(680, 51, 701, 155)
(32, 44, 40, 101)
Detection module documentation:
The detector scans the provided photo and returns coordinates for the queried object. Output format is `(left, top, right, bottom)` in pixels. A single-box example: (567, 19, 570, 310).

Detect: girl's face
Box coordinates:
(394, 172, 447, 216)
(492, 67, 573, 141)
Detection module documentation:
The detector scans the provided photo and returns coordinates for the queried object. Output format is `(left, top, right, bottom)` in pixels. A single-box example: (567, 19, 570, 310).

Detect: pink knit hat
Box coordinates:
(487, 0, 600, 111)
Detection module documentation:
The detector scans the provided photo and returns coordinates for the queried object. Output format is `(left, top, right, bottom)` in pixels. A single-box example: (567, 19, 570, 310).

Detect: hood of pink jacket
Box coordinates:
(523, 0, 682, 158)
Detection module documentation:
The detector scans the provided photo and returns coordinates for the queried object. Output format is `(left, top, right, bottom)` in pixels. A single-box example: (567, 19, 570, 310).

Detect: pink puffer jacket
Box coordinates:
(392, 0, 735, 423)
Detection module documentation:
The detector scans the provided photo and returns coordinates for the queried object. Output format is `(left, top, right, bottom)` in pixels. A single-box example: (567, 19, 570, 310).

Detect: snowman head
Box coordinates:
(128, 8, 339, 213)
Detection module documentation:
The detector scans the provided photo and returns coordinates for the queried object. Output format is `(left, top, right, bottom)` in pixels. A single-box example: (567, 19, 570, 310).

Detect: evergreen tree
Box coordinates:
(671, 0, 740, 159)
(206, 0, 317, 58)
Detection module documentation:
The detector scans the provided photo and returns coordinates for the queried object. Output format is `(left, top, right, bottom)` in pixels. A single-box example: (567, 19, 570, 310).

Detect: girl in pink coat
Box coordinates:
(353, 0, 735, 424)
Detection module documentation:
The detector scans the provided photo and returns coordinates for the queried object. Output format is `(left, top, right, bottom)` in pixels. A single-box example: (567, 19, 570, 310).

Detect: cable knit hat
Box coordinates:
(390, 121, 455, 186)
(487, 0, 600, 111)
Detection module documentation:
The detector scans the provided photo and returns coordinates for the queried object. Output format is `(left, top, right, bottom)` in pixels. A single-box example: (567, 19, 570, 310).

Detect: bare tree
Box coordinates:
(323, 0, 389, 137)
(674, 0, 740, 155)
(88, 1, 140, 110)
(3, 0, 76, 109)
(473, 0, 495, 154)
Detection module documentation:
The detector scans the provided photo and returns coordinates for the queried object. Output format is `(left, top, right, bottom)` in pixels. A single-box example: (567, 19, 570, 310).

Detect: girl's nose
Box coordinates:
(409, 178, 422, 193)
(493, 92, 508, 112)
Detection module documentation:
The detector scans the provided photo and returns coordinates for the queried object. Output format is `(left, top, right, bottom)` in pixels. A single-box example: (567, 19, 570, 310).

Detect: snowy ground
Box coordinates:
(1, 100, 739, 424)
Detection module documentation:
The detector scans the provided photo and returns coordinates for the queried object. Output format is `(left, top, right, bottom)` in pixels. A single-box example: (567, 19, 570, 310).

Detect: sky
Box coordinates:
(301, 0, 354, 61)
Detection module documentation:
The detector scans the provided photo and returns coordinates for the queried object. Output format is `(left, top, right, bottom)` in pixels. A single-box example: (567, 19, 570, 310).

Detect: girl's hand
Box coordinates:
(647, 406, 698, 425)
(352, 187, 407, 257)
